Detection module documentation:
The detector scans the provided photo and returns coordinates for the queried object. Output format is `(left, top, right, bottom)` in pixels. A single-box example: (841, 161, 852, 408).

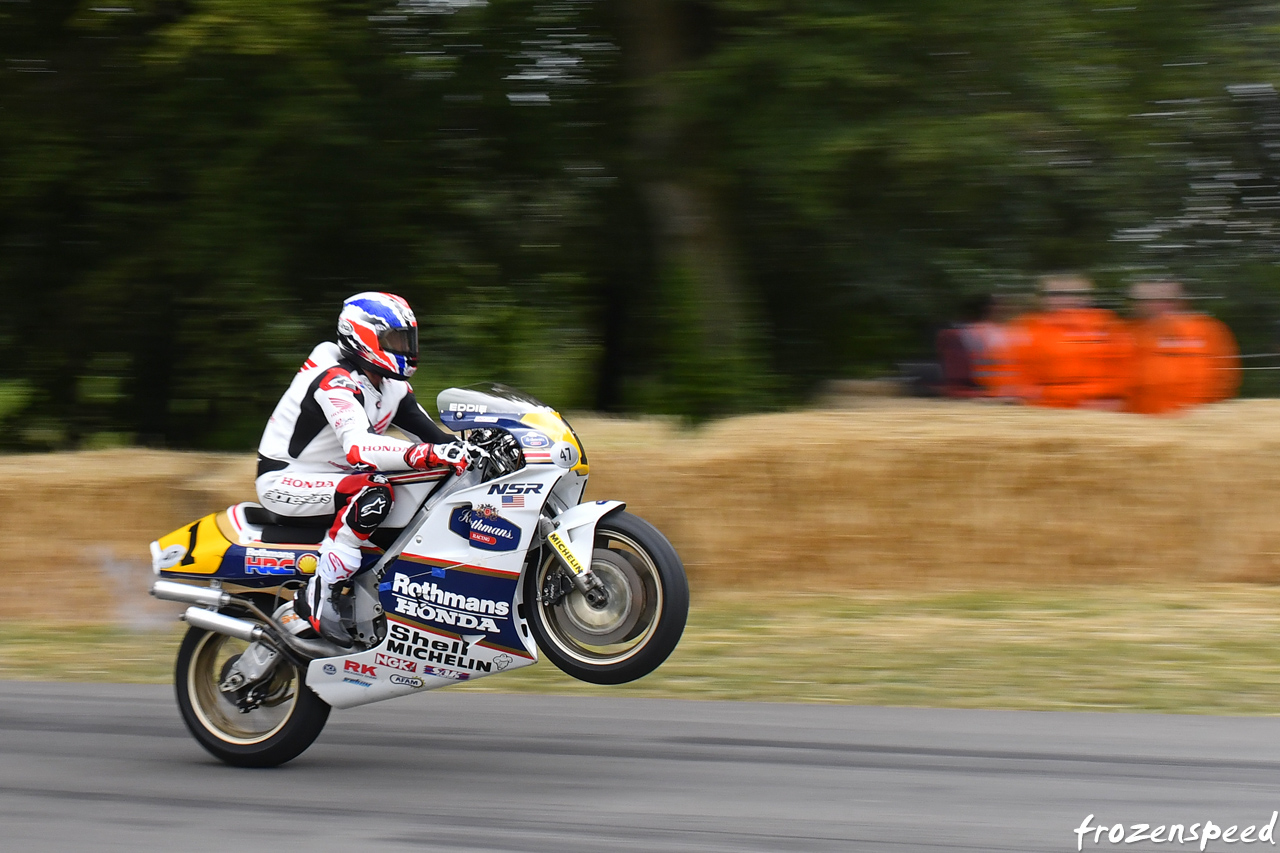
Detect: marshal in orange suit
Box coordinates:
(1125, 280, 1240, 415)
(1012, 275, 1133, 410)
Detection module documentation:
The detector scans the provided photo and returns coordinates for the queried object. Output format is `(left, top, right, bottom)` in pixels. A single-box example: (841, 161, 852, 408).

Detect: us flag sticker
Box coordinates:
(501, 495, 524, 508)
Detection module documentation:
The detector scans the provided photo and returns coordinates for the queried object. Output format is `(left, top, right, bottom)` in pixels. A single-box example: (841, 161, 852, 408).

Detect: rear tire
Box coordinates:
(175, 622, 330, 767)
(526, 510, 688, 685)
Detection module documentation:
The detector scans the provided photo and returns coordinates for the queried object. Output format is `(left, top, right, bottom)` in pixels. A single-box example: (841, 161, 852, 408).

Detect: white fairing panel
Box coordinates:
(383, 479, 443, 529)
(308, 468, 561, 709)
(306, 618, 537, 709)
(551, 469, 589, 511)
(396, 465, 566, 572)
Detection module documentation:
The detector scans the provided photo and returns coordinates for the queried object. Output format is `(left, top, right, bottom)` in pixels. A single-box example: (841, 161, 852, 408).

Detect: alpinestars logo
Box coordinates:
(359, 495, 388, 518)
(320, 372, 360, 393)
(261, 489, 330, 506)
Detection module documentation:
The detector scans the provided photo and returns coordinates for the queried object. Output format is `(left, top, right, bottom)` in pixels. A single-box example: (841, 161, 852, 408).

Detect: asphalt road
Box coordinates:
(2, 683, 1279, 852)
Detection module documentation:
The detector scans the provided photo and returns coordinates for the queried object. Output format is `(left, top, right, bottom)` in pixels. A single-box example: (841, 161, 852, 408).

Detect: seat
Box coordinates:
(237, 504, 401, 549)
(237, 505, 331, 545)
(242, 506, 335, 528)
(259, 525, 327, 545)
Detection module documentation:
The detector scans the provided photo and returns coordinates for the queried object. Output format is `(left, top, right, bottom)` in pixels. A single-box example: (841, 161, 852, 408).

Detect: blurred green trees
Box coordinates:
(2, 0, 1280, 449)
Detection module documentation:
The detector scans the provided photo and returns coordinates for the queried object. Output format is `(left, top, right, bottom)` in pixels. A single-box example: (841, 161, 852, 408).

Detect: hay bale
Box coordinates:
(580, 400, 1280, 590)
(7, 401, 1280, 622)
(0, 449, 254, 621)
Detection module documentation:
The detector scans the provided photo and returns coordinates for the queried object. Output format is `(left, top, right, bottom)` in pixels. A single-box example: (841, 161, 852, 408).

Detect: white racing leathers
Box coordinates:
(257, 341, 452, 511)
(255, 342, 454, 635)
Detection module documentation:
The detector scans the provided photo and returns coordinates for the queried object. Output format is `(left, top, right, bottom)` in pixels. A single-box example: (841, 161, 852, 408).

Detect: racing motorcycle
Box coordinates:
(149, 383, 688, 767)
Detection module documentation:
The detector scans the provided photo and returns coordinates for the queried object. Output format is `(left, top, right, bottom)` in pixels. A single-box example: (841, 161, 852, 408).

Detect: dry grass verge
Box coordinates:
(5, 399, 1280, 621)
(7, 585, 1280, 715)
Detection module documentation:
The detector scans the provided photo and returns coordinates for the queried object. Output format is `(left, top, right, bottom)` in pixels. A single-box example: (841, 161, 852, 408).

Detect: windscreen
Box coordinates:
(437, 383, 550, 421)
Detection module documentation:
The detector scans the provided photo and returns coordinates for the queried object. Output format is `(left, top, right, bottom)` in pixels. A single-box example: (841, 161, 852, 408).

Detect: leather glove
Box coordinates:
(404, 442, 471, 476)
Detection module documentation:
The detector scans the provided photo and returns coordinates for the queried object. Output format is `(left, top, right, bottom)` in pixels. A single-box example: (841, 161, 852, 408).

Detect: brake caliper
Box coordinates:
(218, 641, 282, 711)
(540, 570, 575, 607)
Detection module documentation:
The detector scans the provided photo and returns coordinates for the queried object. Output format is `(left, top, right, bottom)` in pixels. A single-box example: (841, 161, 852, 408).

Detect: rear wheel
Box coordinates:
(526, 510, 688, 684)
(175, 621, 329, 767)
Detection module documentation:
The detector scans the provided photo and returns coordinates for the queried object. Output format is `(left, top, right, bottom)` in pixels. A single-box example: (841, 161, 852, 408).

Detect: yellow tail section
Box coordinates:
(154, 511, 234, 575)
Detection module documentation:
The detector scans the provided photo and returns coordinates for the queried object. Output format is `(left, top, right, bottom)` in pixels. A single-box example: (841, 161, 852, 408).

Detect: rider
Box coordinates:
(256, 292, 472, 646)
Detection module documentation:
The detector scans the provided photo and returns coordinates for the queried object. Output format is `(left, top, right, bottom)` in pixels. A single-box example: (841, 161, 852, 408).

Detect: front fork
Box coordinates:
(539, 517, 608, 607)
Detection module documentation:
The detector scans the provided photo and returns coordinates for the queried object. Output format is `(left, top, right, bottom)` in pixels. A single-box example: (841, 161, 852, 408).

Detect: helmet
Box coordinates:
(337, 292, 419, 379)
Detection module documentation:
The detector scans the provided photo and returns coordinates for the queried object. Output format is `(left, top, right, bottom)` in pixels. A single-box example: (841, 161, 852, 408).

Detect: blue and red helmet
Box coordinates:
(337, 292, 418, 379)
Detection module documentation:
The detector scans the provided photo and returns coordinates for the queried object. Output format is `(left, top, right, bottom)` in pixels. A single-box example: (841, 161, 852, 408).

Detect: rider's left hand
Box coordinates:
(459, 440, 489, 465)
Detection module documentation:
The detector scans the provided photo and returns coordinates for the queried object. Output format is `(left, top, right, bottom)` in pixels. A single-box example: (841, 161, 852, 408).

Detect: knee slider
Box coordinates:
(347, 484, 393, 536)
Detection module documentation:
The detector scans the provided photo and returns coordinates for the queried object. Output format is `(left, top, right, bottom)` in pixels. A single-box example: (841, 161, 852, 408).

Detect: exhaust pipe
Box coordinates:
(151, 580, 231, 609)
(177, 600, 349, 660)
(157, 582, 351, 660)
(182, 606, 265, 643)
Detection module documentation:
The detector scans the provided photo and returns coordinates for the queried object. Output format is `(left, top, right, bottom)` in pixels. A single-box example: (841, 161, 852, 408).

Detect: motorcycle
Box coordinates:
(149, 383, 688, 767)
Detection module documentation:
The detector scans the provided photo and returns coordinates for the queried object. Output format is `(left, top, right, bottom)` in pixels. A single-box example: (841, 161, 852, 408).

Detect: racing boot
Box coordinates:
(302, 537, 363, 648)
(299, 575, 355, 648)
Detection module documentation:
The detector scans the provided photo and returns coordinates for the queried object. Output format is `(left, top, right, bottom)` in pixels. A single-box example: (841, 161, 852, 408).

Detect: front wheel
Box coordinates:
(175, 621, 330, 767)
(526, 510, 689, 685)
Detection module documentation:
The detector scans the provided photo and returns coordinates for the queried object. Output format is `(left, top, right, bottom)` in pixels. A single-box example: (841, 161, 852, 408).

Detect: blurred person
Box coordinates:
(937, 294, 1026, 400)
(968, 293, 1028, 400)
(256, 292, 474, 646)
(1012, 274, 1133, 409)
(1125, 280, 1240, 414)
(936, 295, 987, 398)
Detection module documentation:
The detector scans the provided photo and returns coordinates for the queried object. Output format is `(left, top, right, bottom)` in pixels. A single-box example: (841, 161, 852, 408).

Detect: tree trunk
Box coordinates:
(620, 0, 759, 415)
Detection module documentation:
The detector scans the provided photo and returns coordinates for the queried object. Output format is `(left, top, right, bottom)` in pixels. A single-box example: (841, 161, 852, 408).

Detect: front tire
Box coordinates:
(526, 510, 689, 685)
(175, 623, 330, 767)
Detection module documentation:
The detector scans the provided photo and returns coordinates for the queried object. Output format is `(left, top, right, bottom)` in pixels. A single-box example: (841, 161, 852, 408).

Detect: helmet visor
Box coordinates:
(378, 326, 418, 358)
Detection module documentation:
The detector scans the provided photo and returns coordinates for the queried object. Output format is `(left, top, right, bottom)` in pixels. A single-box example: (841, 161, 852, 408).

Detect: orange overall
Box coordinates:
(1126, 313, 1240, 414)
(1013, 308, 1133, 409)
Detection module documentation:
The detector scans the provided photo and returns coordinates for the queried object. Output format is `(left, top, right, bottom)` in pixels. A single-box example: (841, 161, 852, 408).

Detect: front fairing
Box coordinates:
(437, 383, 589, 477)
(376, 464, 561, 655)
(308, 464, 556, 709)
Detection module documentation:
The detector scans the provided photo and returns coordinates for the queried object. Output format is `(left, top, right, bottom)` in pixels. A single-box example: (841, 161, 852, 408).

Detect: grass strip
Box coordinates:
(5, 585, 1280, 714)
